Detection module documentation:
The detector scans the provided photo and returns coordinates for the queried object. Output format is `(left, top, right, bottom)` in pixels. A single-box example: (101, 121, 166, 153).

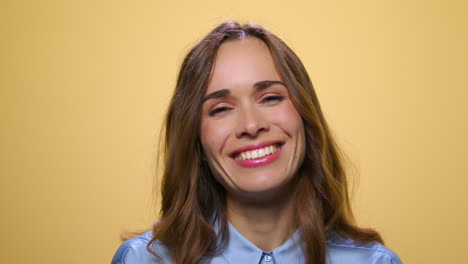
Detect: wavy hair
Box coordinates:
(148, 21, 383, 264)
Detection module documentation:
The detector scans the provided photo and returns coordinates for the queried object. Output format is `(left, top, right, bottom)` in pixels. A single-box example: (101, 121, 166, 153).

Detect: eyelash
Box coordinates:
(208, 106, 231, 117)
(208, 95, 285, 117)
(261, 95, 284, 104)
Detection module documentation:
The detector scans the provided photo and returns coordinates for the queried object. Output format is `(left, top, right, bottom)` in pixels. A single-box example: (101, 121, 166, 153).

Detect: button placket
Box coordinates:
(261, 252, 274, 263)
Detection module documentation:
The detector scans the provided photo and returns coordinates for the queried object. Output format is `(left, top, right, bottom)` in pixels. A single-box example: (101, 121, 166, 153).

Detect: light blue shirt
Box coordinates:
(112, 222, 402, 264)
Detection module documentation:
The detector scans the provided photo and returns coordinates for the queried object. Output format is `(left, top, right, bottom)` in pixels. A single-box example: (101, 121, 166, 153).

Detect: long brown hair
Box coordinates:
(148, 21, 382, 264)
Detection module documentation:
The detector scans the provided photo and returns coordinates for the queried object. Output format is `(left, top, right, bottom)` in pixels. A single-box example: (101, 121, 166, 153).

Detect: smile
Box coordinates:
(234, 145, 280, 161)
(231, 142, 283, 168)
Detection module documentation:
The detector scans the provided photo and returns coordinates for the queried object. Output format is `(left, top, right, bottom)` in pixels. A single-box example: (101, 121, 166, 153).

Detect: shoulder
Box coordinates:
(111, 231, 172, 264)
(326, 232, 403, 264)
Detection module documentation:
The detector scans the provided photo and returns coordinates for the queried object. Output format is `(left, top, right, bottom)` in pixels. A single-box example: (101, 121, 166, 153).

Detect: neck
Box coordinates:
(226, 189, 297, 252)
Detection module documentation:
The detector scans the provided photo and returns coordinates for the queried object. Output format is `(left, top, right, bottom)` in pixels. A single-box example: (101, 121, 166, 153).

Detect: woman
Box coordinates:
(112, 21, 402, 264)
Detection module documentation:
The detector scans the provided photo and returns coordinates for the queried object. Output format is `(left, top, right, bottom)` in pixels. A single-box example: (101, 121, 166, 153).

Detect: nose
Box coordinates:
(235, 106, 269, 138)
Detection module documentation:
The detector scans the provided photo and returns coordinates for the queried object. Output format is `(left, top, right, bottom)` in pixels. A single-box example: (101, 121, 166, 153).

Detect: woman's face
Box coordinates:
(200, 37, 305, 201)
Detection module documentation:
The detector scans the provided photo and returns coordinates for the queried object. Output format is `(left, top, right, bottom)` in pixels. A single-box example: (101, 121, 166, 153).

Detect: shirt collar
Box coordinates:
(221, 222, 305, 264)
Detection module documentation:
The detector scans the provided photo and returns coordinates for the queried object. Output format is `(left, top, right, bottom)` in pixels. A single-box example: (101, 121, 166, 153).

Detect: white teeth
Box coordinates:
(251, 150, 258, 159)
(241, 152, 247, 160)
(258, 148, 265, 156)
(235, 145, 280, 161)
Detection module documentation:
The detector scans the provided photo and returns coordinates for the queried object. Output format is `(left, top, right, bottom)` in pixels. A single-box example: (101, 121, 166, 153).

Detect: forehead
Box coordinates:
(206, 37, 282, 94)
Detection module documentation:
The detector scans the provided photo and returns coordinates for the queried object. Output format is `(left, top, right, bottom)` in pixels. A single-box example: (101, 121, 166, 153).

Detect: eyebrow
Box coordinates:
(202, 80, 286, 103)
(253, 80, 286, 90)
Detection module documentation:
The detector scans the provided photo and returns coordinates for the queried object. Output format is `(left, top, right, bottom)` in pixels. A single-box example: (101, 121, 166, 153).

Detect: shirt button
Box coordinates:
(264, 255, 272, 262)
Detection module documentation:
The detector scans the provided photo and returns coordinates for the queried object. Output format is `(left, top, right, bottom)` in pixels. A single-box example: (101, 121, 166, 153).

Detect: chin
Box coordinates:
(232, 179, 293, 202)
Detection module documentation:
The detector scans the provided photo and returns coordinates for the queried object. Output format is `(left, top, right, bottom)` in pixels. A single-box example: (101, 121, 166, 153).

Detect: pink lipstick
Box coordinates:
(231, 141, 283, 168)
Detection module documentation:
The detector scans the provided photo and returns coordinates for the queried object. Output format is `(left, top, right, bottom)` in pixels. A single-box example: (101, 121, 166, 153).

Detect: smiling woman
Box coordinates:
(200, 38, 306, 202)
(112, 21, 402, 264)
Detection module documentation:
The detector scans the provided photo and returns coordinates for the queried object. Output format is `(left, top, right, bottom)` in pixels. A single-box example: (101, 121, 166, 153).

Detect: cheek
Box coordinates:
(272, 103, 304, 135)
(200, 119, 232, 154)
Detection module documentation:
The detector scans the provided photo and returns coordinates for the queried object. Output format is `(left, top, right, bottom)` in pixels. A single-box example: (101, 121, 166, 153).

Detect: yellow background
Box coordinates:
(1, 0, 467, 263)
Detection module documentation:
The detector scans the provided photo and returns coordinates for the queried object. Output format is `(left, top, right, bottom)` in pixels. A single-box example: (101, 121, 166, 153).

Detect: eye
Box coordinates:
(261, 95, 284, 105)
(208, 106, 231, 117)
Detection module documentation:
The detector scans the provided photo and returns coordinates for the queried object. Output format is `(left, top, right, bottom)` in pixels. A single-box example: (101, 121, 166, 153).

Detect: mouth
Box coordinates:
(230, 141, 284, 164)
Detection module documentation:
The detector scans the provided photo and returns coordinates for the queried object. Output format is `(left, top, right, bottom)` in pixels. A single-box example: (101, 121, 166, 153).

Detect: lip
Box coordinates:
(230, 141, 284, 158)
(230, 141, 284, 168)
(233, 146, 282, 168)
